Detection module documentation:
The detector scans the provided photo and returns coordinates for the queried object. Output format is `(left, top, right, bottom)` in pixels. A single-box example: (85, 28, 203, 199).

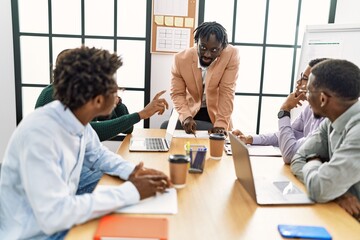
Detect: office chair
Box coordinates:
(160, 119, 213, 130)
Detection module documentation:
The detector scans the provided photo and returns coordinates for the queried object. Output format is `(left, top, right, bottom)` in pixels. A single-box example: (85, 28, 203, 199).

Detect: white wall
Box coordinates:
(149, 54, 175, 128)
(0, 0, 16, 163)
(335, 0, 360, 23)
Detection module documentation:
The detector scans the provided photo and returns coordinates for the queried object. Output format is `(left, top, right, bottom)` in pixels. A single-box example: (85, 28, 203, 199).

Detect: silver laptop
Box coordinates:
(229, 133, 314, 205)
(129, 110, 179, 152)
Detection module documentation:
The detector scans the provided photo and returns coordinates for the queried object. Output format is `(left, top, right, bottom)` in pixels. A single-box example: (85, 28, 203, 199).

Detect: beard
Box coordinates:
(313, 113, 322, 119)
(199, 56, 213, 67)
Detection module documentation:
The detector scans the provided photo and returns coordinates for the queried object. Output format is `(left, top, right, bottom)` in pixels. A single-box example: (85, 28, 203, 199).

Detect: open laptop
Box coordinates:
(229, 133, 314, 205)
(129, 110, 179, 152)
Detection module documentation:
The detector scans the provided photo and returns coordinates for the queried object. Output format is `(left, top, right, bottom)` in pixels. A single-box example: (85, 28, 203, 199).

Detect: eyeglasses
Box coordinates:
(198, 45, 222, 54)
(298, 89, 318, 97)
(300, 72, 309, 81)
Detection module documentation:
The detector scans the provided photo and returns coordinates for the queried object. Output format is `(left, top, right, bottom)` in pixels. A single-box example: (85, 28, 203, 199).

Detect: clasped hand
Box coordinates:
(128, 162, 171, 200)
(334, 192, 360, 221)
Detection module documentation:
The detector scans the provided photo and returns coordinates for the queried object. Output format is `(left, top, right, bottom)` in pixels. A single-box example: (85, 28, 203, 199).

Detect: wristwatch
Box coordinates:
(277, 110, 291, 119)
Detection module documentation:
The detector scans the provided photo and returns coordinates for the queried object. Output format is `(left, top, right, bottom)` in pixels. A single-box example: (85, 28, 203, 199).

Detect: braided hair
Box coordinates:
(194, 21, 228, 49)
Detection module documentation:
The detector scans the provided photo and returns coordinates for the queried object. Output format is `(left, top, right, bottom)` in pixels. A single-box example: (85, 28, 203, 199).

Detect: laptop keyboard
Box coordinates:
(146, 138, 165, 150)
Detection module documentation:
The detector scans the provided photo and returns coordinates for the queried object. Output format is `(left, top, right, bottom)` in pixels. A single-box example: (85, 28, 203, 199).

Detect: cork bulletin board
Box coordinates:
(151, 0, 197, 54)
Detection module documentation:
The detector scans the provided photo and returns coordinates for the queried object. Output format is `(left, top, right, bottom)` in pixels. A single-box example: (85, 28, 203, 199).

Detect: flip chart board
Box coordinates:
(297, 24, 360, 79)
(292, 24, 360, 119)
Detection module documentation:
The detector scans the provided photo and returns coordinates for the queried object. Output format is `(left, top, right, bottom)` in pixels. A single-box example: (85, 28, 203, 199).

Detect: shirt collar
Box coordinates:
(49, 100, 86, 137)
(331, 100, 360, 133)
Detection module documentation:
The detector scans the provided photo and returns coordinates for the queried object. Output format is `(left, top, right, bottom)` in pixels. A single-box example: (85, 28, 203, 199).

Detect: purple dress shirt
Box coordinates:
(252, 105, 324, 163)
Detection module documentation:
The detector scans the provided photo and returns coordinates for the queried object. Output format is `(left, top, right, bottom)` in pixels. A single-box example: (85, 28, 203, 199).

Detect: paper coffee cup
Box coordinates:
(168, 154, 190, 188)
(209, 133, 226, 160)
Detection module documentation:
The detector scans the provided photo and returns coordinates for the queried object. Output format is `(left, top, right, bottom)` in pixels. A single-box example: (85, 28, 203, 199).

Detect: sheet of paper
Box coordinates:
(156, 26, 190, 52)
(154, 15, 164, 25)
(154, 0, 188, 16)
(174, 17, 184, 27)
(224, 144, 281, 157)
(164, 16, 174, 26)
(173, 130, 209, 139)
(184, 17, 194, 28)
(247, 145, 281, 156)
(113, 188, 178, 214)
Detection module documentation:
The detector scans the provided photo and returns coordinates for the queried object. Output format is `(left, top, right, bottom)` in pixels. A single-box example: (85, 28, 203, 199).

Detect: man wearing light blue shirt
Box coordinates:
(0, 46, 171, 239)
(291, 59, 360, 220)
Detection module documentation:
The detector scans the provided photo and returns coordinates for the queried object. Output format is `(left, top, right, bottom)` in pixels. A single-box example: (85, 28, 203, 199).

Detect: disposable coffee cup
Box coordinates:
(209, 133, 226, 160)
(168, 154, 190, 188)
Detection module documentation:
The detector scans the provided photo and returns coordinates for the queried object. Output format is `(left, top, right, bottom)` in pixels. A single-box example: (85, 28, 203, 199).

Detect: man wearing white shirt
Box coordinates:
(0, 46, 170, 239)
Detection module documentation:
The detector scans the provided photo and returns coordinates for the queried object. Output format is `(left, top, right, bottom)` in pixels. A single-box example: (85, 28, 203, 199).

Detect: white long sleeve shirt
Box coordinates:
(0, 101, 139, 239)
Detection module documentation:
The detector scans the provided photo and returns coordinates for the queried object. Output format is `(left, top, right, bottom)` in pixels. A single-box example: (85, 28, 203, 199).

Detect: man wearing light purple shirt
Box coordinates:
(232, 58, 327, 164)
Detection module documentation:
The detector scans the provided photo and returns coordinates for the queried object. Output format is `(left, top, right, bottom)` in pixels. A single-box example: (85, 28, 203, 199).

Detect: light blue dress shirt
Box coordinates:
(251, 105, 324, 163)
(291, 101, 360, 202)
(0, 101, 139, 239)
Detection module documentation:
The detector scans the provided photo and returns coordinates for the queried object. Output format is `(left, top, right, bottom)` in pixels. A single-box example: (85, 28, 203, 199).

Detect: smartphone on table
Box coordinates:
(278, 224, 332, 240)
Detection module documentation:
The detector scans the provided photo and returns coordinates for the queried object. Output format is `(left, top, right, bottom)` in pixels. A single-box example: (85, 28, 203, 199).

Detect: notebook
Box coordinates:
(94, 215, 168, 240)
(229, 133, 314, 205)
(95, 186, 178, 214)
(224, 141, 281, 157)
(129, 110, 179, 152)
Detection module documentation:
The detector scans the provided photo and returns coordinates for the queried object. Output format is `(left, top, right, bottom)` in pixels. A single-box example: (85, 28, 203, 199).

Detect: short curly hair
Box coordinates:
(53, 46, 122, 110)
(311, 59, 360, 100)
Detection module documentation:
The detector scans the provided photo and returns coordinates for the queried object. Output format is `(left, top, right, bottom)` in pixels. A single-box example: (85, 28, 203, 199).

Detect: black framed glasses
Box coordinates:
(297, 89, 316, 97)
(300, 72, 309, 81)
(302, 89, 332, 98)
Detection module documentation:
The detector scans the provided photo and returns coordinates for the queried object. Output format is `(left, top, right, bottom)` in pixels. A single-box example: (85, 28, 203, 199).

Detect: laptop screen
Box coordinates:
(165, 110, 179, 145)
(229, 133, 257, 202)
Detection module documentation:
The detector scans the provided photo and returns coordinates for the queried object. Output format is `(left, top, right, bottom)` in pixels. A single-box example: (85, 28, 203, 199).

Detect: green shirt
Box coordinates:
(35, 85, 140, 141)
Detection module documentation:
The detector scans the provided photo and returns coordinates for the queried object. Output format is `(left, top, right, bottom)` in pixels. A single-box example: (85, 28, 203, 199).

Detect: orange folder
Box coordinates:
(94, 215, 168, 240)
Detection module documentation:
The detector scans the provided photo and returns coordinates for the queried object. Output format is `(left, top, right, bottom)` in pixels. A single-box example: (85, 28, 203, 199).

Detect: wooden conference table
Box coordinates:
(66, 129, 359, 240)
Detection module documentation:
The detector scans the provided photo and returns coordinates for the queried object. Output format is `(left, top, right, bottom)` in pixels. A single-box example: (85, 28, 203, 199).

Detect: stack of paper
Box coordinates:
(116, 188, 178, 214)
(96, 186, 178, 214)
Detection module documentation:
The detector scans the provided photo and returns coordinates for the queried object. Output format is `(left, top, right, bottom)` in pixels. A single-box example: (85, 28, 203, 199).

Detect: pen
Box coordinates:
(186, 141, 190, 153)
(189, 148, 193, 167)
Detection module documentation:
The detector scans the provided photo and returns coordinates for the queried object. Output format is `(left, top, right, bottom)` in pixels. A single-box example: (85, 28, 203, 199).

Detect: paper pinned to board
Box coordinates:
(154, 15, 164, 25)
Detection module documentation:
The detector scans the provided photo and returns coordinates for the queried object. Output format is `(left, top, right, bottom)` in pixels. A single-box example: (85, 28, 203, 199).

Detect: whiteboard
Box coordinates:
(297, 24, 360, 79)
(292, 24, 360, 119)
